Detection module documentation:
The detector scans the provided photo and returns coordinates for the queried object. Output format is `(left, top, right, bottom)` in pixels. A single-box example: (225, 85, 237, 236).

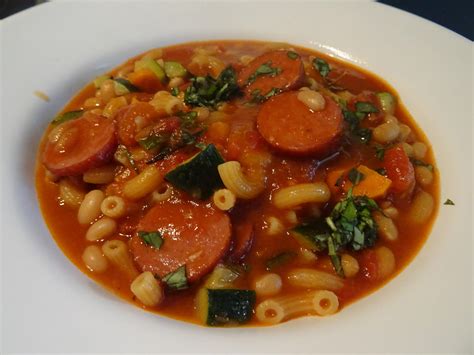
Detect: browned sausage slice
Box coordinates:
(256, 91, 344, 156)
(42, 113, 117, 176)
(129, 200, 231, 282)
(238, 50, 304, 98)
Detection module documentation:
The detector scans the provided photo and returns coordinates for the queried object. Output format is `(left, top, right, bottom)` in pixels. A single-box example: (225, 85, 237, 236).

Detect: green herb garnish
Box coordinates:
(114, 144, 138, 173)
(265, 251, 297, 271)
(138, 231, 163, 249)
(290, 189, 379, 276)
(250, 87, 282, 103)
(178, 111, 198, 129)
(138, 134, 167, 151)
(51, 110, 83, 125)
(375, 168, 387, 176)
(162, 265, 188, 290)
(171, 87, 179, 96)
(184, 66, 240, 109)
(313, 58, 330, 78)
(375, 145, 386, 160)
(287, 51, 299, 60)
(247, 61, 282, 85)
(355, 101, 379, 114)
(444, 199, 455, 205)
(348, 168, 365, 186)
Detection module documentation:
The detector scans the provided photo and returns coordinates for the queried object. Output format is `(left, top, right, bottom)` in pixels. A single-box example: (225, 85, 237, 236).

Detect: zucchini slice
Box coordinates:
(164, 144, 225, 199)
(197, 288, 256, 326)
(164, 61, 187, 78)
(134, 58, 166, 82)
(114, 78, 138, 95)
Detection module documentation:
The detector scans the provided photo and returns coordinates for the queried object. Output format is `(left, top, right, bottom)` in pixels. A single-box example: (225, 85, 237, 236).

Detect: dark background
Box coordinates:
(1, 0, 472, 41)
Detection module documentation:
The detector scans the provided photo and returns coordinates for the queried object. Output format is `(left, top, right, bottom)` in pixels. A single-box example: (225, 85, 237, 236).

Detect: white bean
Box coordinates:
(373, 212, 398, 241)
(412, 142, 428, 159)
(373, 122, 400, 143)
(254, 273, 283, 297)
(409, 190, 434, 224)
(297, 90, 326, 111)
(415, 166, 434, 187)
(86, 217, 117, 241)
(82, 245, 108, 272)
(78, 190, 105, 224)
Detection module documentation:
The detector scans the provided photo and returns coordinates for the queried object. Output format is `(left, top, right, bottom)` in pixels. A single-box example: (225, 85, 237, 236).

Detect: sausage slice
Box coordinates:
(228, 222, 254, 262)
(130, 200, 231, 282)
(256, 91, 344, 156)
(42, 112, 117, 176)
(238, 50, 304, 98)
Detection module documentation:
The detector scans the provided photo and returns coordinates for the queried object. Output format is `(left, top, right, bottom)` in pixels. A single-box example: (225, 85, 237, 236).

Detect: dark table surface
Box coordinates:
(1, 0, 472, 41)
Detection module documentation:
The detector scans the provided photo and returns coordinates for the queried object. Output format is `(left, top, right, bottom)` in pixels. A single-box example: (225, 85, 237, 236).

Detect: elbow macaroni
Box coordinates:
(123, 165, 163, 200)
(272, 182, 330, 209)
(218, 161, 264, 199)
(131, 271, 164, 307)
(286, 268, 344, 291)
(256, 290, 339, 324)
(212, 189, 236, 211)
(102, 239, 138, 278)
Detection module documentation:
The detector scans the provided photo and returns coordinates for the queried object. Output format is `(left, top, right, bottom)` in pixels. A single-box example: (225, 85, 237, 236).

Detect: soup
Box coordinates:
(35, 40, 438, 326)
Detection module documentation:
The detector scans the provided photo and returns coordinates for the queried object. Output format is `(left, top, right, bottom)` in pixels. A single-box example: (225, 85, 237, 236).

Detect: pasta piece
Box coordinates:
(149, 91, 183, 116)
(265, 216, 284, 236)
(286, 268, 344, 291)
(312, 290, 339, 316)
(151, 184, 173, 203)
(102, 96, 127, 118)
(123, 165, 163, 200)
(285, 210, 298, 224)
(254, 273, 282, 297)
(100, 196, 126, 219)
(130, 271, 164, 307)
(218, 161, 264, 199)
(82, 245, 108, 272)
(78, 190, 105, 224)
(212, 189, 236, 211)
(273, 183, 330, 209)
(298, 248, 318, 263)
(255, 290, 340, 324)
(85, 217, 117, 241)
(58, 178, 85, 208)
(83, 165, 116, 184)
(102, 239, 138, 278)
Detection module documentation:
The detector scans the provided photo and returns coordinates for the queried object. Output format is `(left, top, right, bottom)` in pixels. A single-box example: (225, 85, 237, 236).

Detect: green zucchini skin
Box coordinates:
(206, 289, 256, 326)
(164, 144, 225, 199)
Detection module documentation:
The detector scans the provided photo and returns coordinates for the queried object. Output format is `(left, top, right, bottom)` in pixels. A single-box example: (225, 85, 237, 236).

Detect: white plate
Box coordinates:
(1, 1, 472, 353)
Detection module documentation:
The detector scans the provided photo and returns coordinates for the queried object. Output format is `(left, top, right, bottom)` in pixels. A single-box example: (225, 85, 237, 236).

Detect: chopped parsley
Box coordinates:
(178, 111, 198, 129)
(114, 144, 138, 173)
(250, 87, 282, 103)
(348, 168, 365, 186)
(287, 51, 299, 60)
(290, 189, 379, 276)
(170, 87, 179, 96)
(375, 145, 386, 160)
(355, 101, 379, 114)
(138, 134, 168, 151)
(341, 100, 380, 144)
(138, 231, 163, 249)
(444, 199, 455, 206)
(51, 110, 83, 125)
(162, 265, 188, 290)
(265, 251, 297, 271)
(313, 58, 331, 78)
(247, 61, 282, 85)
(375, 168, 387, 176)
(184, 66, 240, 109)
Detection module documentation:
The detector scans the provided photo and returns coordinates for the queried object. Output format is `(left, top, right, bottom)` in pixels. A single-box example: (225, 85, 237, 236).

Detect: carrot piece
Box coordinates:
(326, 165, 392, 199)
(382, 145, 415, 194)
(128, 69, 164, 93)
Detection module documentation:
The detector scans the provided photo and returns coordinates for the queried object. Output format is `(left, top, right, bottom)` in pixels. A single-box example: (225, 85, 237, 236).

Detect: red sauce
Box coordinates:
(35, 40, 439, 326)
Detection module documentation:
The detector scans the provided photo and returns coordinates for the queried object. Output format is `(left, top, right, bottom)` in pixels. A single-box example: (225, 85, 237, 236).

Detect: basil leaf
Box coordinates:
(375, 168, 387, 176)
(162, 265, 188, 290)
(444, 199, 455, 205)
(114, 144, 138, 173)
(348, 168, 365, 186)
(138, 231, 163, 249)
(247, 61, 282, 85)
(355, 101, 379, 114)
(178, 111, 198, 129)
(375, 145, 386, 160)
(184, 66, 240, 108)
(171, 87, 179, 96)
(51, 110, 83, 125)
(287, 51, 299, 60)
(250, 87, 281, 103)
(265, 252, 296, 271)
(313, 58, 330, 78)
(138, 134, 167, 151)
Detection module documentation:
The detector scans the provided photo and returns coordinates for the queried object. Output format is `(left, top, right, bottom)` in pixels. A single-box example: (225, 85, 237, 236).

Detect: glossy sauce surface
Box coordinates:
(36, 40, 439, 325)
